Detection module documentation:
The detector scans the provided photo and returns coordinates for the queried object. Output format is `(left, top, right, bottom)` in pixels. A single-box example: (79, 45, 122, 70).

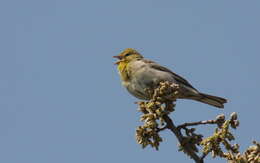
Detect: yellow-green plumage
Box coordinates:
(116, 48, 143, 81)
(117, 61, 129, 81)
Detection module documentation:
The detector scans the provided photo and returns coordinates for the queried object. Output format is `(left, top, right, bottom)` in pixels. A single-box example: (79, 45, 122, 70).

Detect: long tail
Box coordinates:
(190, 93, 227, 108)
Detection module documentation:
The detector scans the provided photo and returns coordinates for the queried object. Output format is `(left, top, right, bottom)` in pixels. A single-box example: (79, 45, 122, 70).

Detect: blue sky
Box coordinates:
(1, 0, 260, 162)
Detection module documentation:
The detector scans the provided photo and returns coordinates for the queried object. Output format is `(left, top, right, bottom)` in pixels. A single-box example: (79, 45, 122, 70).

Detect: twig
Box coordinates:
(162, 114, 203, 163)
(156, 126, 168, 132)
(177, 119, 217, 130)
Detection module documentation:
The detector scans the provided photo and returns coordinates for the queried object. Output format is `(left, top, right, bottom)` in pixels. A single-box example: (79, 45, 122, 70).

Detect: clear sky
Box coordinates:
(1, 0, 260, 163)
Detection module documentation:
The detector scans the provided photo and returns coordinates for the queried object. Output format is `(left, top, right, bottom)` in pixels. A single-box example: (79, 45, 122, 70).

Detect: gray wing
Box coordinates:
(143, 59, 197, 90)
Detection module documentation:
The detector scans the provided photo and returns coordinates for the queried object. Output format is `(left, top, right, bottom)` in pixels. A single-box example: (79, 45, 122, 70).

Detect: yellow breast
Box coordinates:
(117, 61, 130, 81)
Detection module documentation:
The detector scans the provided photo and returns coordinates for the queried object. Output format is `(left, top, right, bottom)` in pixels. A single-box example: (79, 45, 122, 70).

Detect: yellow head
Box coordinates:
(113, 48, 143, 65)
(113, 48, 143, 81)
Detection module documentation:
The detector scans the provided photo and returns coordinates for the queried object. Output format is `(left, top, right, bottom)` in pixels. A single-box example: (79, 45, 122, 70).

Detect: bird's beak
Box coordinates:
(113, 55, 123, 65)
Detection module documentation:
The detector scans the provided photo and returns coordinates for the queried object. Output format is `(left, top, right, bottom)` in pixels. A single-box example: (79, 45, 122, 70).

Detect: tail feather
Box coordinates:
(189, 93, 227, 108)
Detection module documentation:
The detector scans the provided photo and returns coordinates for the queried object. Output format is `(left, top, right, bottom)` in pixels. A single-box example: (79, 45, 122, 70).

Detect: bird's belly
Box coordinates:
(123, 68, 176, 100)
(123, 81, 150, 100)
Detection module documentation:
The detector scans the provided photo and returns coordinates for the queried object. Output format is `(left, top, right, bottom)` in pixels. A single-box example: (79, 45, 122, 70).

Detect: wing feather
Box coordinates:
(142, 59, 197, 90)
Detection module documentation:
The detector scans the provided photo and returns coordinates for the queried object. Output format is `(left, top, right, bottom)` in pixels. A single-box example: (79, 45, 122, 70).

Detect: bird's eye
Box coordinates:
(125, 53, 131, 57)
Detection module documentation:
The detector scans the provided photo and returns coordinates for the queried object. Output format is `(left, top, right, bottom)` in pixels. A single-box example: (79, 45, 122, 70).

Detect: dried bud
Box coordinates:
(216, 114, 225, 127)
(216, 114, 225, 121)
(234, 120, 239, 127)
(135, 82, 178, 150)
(230, 120, 240, 129)
(230, 112, 238, 121)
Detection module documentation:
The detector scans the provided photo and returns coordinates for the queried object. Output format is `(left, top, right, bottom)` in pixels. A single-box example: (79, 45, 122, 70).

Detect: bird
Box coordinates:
(113, 48, 227, 108)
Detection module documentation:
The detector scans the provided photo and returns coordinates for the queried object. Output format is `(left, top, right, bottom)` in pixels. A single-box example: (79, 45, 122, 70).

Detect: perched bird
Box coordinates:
(113, 48, 227, 108)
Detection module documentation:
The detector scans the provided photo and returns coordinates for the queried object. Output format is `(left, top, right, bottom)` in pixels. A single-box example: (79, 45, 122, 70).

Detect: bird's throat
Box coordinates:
(117, 62, 130, 81)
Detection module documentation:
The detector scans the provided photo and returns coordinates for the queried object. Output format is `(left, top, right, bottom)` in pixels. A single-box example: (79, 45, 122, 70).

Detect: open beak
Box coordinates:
(113, 55, 123, 65)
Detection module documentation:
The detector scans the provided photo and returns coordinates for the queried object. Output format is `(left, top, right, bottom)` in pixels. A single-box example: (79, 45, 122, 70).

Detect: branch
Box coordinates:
(163, 114, 204, 163)
(177, 120, 216, 129)
(134, 81, 259, 163)
(135, 82, 205, 162)
(177, 114, 226, 130)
